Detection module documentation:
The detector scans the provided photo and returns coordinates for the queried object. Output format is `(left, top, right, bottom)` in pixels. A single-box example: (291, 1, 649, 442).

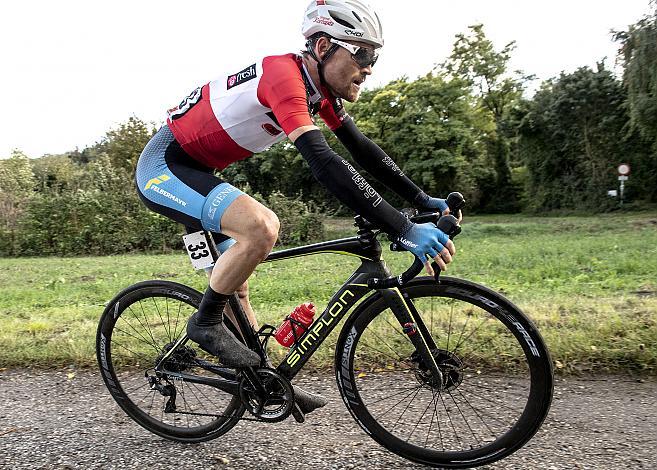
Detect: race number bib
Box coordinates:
(183, 231, 214, 270)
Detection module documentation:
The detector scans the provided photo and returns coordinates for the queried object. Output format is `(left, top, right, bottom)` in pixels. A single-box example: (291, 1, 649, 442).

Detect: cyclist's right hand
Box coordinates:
(396, 222, 456, 275)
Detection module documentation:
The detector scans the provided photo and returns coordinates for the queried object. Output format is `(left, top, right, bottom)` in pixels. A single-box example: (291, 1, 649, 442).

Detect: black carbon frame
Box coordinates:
(218, 232, 400, 380)
(203, 222, 439, 384)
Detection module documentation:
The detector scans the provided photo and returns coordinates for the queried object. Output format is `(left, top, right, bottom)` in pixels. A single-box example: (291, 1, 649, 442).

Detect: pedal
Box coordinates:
(291, 403, 305, 423)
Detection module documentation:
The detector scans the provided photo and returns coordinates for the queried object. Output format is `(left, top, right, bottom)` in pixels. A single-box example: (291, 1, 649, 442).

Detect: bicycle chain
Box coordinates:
(151, 359, 288, 423)
(167, 408, 275, 423)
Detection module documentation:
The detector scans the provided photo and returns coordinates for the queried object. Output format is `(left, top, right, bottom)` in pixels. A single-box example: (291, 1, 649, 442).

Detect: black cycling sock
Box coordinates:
(196, 286, 229, 327)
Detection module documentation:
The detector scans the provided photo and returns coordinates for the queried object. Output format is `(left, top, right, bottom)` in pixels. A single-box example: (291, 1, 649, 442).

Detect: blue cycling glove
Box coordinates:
(397, 222, 450, 262)
(414, 191, 448, 214)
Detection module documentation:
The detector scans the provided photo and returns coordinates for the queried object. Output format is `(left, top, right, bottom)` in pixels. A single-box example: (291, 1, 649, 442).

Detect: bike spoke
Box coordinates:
(457, 384, 524, 414)
(358, 337, 415, 371)
(462, 378, 530, 400)
(451, 315, 492, 356)
(137, 301, 160, 348)
(162, 297, 173, 342)
(111, 339, 156, 364)
(181, 383, 207, 427)
(392, 386, 422, 428)
(362, 384, 423, 406)
(123, 378, 151, 395)
(455, 387, 498, 437)
(446, 389, 481, 445)
(424, 389, 438, 449)
(438, 390, 464, 449)
(446, 301, 454, 352)
(407, 389, 435, 441)
(372, 385, 424, 424)
(115, 315, 161, 353)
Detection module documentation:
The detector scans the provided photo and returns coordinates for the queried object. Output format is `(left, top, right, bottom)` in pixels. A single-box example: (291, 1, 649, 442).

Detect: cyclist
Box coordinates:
(135, 0, 456, 417)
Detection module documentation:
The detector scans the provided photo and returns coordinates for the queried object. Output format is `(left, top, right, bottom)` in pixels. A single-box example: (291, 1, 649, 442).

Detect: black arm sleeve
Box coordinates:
(334, 117, 424, 204)
(294, 129, 412, 239)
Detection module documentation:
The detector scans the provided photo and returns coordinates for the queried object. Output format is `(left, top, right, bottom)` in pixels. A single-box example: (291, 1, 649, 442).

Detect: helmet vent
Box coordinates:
(352, 11, 362, 22)
(329, 12, 355, 29)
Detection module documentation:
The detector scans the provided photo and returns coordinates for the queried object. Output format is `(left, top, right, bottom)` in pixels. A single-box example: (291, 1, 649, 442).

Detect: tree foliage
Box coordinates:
(346, 74, 495, 210)
(97, 116, 157, 173)
(0, 151, 35, 254)
(517, 64, 646, 210)
(440, 24, 534, 211)
(614, 3, 657, 201)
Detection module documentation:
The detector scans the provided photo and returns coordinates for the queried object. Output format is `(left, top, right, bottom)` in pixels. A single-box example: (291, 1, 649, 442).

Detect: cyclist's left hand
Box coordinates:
(422, 196, 463, 223)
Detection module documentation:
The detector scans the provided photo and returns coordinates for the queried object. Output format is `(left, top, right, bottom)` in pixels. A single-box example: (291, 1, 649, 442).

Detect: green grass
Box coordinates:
(1, 211, 656, 373)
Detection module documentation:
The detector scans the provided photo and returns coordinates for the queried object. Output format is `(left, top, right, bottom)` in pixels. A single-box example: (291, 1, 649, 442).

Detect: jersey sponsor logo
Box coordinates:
(345, 29, 364, 38)
(227, 64, 257, 90)
(144, 174, 187, 207)
(168, 87, 202, 121)
(150, 185, 187, 207)
(144, 174, 170, 190)
(382, 156, 405, 177)
(207, 186, 239, 221)
(261, 123, 282, 136)
(313, 16, 334, 26)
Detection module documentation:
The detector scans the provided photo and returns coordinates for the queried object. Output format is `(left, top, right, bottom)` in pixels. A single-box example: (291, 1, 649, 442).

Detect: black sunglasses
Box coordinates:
(330, 38, 379, 68)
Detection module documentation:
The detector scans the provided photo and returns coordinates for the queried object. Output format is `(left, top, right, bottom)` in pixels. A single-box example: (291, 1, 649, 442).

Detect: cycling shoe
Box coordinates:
(293, 385, 328, 415)
(186, 312, 260, 368)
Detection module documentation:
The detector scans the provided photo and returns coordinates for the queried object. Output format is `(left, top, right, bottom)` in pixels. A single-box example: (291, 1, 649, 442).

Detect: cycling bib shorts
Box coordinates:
(135, 125, 240, 251)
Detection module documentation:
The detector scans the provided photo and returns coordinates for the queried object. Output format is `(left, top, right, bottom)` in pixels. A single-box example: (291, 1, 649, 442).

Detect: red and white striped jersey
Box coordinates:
(166, 53, 346, 170)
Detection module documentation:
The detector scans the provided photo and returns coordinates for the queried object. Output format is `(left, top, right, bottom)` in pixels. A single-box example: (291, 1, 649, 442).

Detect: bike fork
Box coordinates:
(380, 288, 443, 384)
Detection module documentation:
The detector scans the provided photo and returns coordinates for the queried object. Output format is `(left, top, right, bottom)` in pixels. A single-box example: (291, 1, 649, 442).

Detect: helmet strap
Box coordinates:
(306, 39, 339, 87)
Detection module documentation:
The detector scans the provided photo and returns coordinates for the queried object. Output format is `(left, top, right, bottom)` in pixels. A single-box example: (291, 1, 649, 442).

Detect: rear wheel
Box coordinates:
(335, 277, 553, 468)
(96, 280, 244, 442)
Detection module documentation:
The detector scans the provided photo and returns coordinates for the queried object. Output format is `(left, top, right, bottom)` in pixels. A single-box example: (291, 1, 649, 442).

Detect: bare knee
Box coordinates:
(248, 209, 280, 258)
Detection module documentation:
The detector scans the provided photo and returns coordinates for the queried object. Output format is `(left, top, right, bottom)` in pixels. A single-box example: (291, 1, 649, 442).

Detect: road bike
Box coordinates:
(96, 198, 554, 468)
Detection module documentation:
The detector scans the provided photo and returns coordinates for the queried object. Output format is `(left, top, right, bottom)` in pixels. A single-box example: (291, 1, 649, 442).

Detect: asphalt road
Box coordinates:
(0, 370, 655, 469)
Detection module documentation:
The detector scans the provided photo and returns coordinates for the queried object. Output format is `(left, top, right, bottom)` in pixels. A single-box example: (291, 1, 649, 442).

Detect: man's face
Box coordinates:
(321, 39, 377, 102)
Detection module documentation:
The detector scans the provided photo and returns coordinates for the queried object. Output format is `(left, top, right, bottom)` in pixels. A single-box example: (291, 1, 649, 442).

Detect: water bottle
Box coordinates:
(274, 303, 316, 347)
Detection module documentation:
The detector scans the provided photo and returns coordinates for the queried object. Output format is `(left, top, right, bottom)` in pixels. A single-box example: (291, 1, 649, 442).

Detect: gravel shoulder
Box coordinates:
(0, 370, 655, 469)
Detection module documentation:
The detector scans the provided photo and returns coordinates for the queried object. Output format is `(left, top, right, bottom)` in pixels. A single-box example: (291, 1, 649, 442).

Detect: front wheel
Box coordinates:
(335, 277, 553, 468)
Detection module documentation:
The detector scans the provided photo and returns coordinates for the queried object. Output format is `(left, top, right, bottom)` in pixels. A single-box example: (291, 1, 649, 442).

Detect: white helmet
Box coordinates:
(302, 0, 384, 48)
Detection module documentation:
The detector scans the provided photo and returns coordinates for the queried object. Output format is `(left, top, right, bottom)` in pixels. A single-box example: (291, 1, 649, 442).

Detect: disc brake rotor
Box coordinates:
(411, 348, 464, 391)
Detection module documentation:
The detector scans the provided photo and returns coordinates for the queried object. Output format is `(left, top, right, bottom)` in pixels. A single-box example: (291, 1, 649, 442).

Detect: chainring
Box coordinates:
(238, 368, 294, 422)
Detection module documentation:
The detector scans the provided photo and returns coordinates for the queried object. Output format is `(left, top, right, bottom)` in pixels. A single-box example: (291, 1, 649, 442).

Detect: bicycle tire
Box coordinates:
(335, 276, 553, 468)
(96, 280, 244, 443)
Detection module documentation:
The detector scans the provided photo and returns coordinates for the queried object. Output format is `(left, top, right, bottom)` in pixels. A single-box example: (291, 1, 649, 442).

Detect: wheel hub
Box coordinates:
(411, 348, 464, 391)
(154, 342, 197, 372)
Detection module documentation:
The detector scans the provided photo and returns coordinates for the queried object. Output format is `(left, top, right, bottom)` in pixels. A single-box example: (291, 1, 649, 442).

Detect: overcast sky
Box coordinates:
(0, 0, 651, 158)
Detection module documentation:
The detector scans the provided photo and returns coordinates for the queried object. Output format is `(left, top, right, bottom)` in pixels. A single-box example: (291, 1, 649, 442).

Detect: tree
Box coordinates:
(30, 154, 81, 192)
(440, 24, 534, 211)
(517, 64, 641, 211)
(614, 2, 657, 201)
(98, 116, 156, 173)
(346, 74, 495, 211)
(0, 150, 35, 254)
